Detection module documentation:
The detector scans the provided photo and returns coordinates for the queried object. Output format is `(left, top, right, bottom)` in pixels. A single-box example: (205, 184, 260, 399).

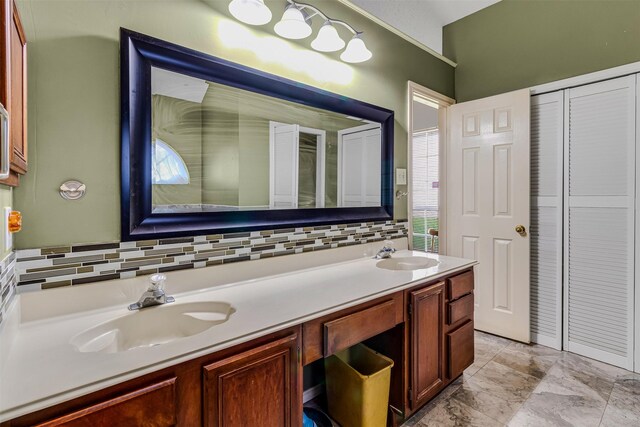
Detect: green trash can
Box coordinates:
(324, 343, 394, 427)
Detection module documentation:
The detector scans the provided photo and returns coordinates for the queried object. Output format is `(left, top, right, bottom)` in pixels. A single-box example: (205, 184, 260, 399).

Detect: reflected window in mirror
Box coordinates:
(152, 139, 190, 185)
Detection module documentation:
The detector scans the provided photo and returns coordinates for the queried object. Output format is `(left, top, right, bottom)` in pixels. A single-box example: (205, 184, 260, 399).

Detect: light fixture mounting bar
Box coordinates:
(287, 0, 361, 35)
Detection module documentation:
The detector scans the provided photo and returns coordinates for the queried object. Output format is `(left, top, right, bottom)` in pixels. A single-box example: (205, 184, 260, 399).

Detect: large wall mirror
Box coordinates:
(121, 29, 394, 240)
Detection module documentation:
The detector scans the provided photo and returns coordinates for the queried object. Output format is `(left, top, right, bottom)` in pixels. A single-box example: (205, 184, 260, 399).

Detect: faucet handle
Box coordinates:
(383, 240, 396, 252)
(149, 273, 167, 291)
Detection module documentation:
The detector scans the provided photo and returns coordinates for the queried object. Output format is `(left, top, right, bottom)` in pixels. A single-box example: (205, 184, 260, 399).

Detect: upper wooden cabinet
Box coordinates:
(0, 0, 27, 187)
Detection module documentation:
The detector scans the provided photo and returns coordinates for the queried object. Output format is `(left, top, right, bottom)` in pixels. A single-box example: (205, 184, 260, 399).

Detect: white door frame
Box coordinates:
(636, 74, 640, 373)
(299, 126, 327, 208)
(530, 60, 640, 95)
(337, 123, 381, 207)
(407, 81, 455, 254)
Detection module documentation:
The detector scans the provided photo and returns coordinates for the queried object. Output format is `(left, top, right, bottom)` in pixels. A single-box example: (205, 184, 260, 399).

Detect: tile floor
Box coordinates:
(403, 331, 640, 427)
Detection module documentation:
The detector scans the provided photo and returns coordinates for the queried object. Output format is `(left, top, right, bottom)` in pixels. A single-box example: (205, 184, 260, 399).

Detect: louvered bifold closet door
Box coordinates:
(530, 92, 563, 350)
(564, 75, 636, 370)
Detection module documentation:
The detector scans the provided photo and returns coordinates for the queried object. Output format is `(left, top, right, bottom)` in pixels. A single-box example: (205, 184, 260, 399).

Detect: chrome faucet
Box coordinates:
(374, 243, 396, 259)
(128, 274, 175, 311)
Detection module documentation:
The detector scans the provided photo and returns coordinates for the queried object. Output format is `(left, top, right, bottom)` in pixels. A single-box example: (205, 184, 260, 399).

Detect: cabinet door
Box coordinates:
(8, 0, 26, 174)
(409, 281, 445, 410)
(0, 0, 8, 107)
(203, 333, 301, 427)
(35, 378, 178, 427)
(0, 0, 26, 187)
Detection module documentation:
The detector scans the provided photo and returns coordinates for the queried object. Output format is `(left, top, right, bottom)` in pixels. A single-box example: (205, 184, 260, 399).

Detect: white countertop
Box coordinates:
(0, 240, 476, 421)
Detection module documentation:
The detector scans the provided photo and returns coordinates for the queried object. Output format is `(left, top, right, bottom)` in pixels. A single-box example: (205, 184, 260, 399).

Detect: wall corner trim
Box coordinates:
(335, 0, 458, 68)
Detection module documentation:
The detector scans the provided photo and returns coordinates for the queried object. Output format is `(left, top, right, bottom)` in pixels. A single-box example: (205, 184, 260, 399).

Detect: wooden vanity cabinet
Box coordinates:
(4, 269, 475, 426)
(404, 268, 475, 416)
(0, 0, 27, 187)
(2, 327, 302, 427)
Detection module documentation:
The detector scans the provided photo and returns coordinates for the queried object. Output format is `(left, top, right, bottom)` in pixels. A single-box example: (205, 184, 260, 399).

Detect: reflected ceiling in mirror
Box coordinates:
(150, 67, 382, 214)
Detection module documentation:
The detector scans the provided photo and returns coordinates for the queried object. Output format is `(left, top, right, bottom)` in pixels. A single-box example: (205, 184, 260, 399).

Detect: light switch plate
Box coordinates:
(396, 168, 407, 185)
(4, 207, 11, 252)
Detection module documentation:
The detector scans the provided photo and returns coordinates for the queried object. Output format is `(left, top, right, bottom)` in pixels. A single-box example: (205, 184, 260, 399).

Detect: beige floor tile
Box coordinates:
(492, 346, 559, 379)
(450, 376, 522, 423)
(415, 396, 503, 427)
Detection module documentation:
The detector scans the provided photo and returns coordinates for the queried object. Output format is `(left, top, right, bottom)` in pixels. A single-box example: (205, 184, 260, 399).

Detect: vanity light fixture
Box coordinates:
(228, 0, 373, 63)
(340, 34, 372, 63)
(311, 21, 345, 52)
(228, 0, 272, 26)
(274, 3, 312, 39)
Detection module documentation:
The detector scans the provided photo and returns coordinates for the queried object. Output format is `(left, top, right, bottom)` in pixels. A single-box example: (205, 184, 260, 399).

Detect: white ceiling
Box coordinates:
(348, 0, 500, 55)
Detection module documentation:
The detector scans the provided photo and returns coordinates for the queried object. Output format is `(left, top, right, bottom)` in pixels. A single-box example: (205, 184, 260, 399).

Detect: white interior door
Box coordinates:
(447, 89, 531, 342)
(338, 125, 382, 207)
(530, 92, 564, 350)
(564, 75, 636, 370)
(269, 122, 299, 209)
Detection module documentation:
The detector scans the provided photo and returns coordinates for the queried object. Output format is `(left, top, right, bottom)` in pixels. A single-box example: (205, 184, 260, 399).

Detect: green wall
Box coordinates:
(14, 0, 454, 249)
(443, 0, 640, 102)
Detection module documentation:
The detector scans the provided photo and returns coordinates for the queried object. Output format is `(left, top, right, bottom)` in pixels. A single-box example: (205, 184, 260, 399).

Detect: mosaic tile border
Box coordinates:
(15, 221, 408, 292)
(0, 251, 17, 327)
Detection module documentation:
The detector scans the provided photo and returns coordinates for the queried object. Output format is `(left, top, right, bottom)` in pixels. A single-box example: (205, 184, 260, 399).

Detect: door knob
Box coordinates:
(515, 225, 526, 236)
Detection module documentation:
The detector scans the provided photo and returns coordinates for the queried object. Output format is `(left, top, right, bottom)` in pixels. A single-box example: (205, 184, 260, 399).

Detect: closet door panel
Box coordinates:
(530, 92, 563, 349)
(564, 75, 635, 370)
(568, 207, 631, 360)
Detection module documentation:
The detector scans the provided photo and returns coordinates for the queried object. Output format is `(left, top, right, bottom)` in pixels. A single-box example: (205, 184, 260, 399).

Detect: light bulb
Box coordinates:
(228, 0, 272, 26)
(274, 4, 312, 40)
(311, 21, 345, 52)
(340, 34, 372, 63)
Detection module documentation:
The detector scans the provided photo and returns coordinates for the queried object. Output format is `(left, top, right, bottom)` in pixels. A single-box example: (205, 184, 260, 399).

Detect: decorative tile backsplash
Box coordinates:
(15, 221, 408, 292)
(0, 252, 17, 327)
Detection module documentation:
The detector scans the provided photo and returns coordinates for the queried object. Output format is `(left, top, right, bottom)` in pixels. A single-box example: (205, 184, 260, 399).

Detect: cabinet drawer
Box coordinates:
(324, 299, 397, 357)
(446, 321, 474, 379)
(447, 293, 474, 325)
(302, 292, 403, 365)
(447, 270, 474, 301)
(36, 378, 177, 427)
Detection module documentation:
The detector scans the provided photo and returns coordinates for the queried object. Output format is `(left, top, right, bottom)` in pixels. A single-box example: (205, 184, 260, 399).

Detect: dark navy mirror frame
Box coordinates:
(120, 28, 395, 241)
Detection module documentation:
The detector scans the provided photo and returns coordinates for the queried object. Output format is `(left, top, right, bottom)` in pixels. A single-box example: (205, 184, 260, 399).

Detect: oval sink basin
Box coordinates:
(376, 256, 439, 271)
(71, 301, 235, 353)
